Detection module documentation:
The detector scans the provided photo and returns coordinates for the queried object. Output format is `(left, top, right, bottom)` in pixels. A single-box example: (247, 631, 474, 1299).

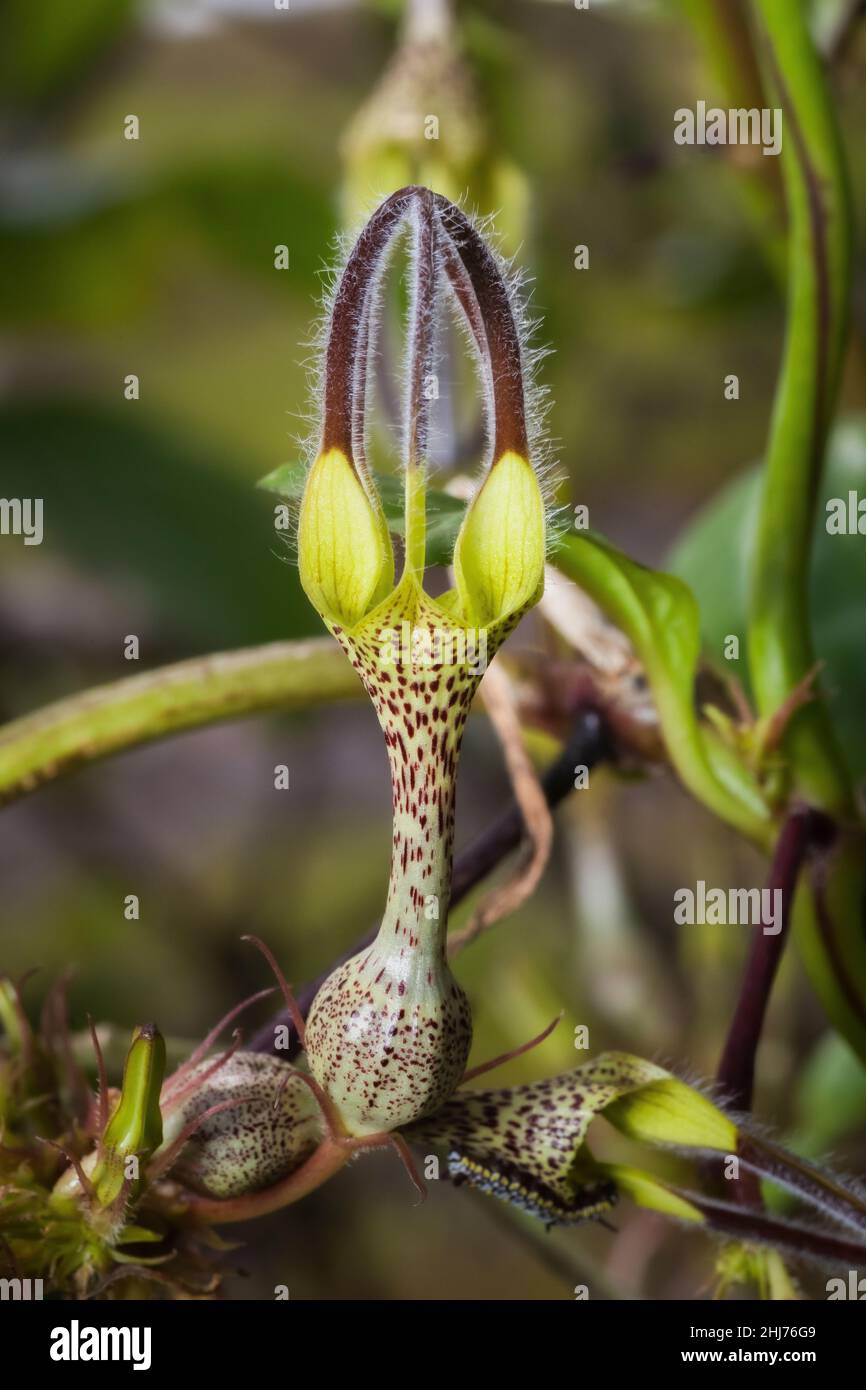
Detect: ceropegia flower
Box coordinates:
(296, 186, 548, 1138)
(0, 192, 556, 1290)
(406, 1051, 725, 1229)
(406, 1049, 866, 1295)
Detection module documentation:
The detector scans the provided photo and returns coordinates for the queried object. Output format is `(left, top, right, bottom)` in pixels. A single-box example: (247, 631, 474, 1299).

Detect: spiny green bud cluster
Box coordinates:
(0, 978, 328, 1298)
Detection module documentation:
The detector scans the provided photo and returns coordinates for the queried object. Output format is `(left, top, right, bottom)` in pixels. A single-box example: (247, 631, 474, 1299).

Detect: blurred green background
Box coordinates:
(2, 0, 866, 1299)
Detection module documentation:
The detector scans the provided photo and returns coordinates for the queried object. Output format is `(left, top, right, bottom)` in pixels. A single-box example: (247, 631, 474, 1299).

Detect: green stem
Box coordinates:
(676, 0, 787, 285)
(0, 638, 361, 808)
(747, 0, 853, 814)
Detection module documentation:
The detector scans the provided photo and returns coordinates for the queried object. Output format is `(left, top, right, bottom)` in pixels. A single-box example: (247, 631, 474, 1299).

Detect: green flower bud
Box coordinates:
(92, 1023, 165, 1208)
(340, 0, 529, 257)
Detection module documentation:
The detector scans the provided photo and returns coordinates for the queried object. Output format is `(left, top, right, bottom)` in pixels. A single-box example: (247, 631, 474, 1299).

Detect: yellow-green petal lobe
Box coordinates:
(453, 450, 545, 626)
(603, 1074, 737, 1153)
(600, 1163, 704, 1224)
(298, 448, 393, 629)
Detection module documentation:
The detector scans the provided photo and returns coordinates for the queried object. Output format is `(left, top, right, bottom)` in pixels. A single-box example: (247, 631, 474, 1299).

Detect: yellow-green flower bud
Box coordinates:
(340, 0, 529, 257)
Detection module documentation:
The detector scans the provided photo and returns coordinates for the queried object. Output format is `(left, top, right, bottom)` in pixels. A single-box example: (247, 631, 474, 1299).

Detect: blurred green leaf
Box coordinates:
(0, 160, 332, 332)
(669, 415, 866, 782)
(164, 160, 333, 286)
(0, 400, 315, 648)
(790, 1031, 866, 1159)
(0, 0, 136, 108)
(0, 195, 173, 330)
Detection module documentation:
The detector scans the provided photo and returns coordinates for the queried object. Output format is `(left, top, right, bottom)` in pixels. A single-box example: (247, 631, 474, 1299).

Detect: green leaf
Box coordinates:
(553, 530, 772, 844)
(790, 1030, 866, 1158)
(0, 401, 316, 650)
(669, 415, 866, 784)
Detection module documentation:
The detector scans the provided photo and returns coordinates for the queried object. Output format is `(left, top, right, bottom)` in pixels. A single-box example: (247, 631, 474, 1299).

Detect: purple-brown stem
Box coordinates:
(716, 805, 836, 1113)
(679, 1189, 866, 1268)
(738, 1133, 866, 1235)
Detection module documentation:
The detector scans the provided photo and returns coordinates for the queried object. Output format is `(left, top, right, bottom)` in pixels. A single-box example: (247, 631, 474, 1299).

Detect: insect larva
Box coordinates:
(447, 1150, 617, 1229)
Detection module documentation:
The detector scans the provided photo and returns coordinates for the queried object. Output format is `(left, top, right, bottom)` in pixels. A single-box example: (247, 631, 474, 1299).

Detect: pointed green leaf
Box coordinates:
(553, 530, 772, 844)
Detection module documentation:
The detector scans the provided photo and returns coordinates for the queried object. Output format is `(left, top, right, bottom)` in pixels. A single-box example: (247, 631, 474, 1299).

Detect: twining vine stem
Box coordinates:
(716, 805, 836, 1111)
(0, 638, 361, 808)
